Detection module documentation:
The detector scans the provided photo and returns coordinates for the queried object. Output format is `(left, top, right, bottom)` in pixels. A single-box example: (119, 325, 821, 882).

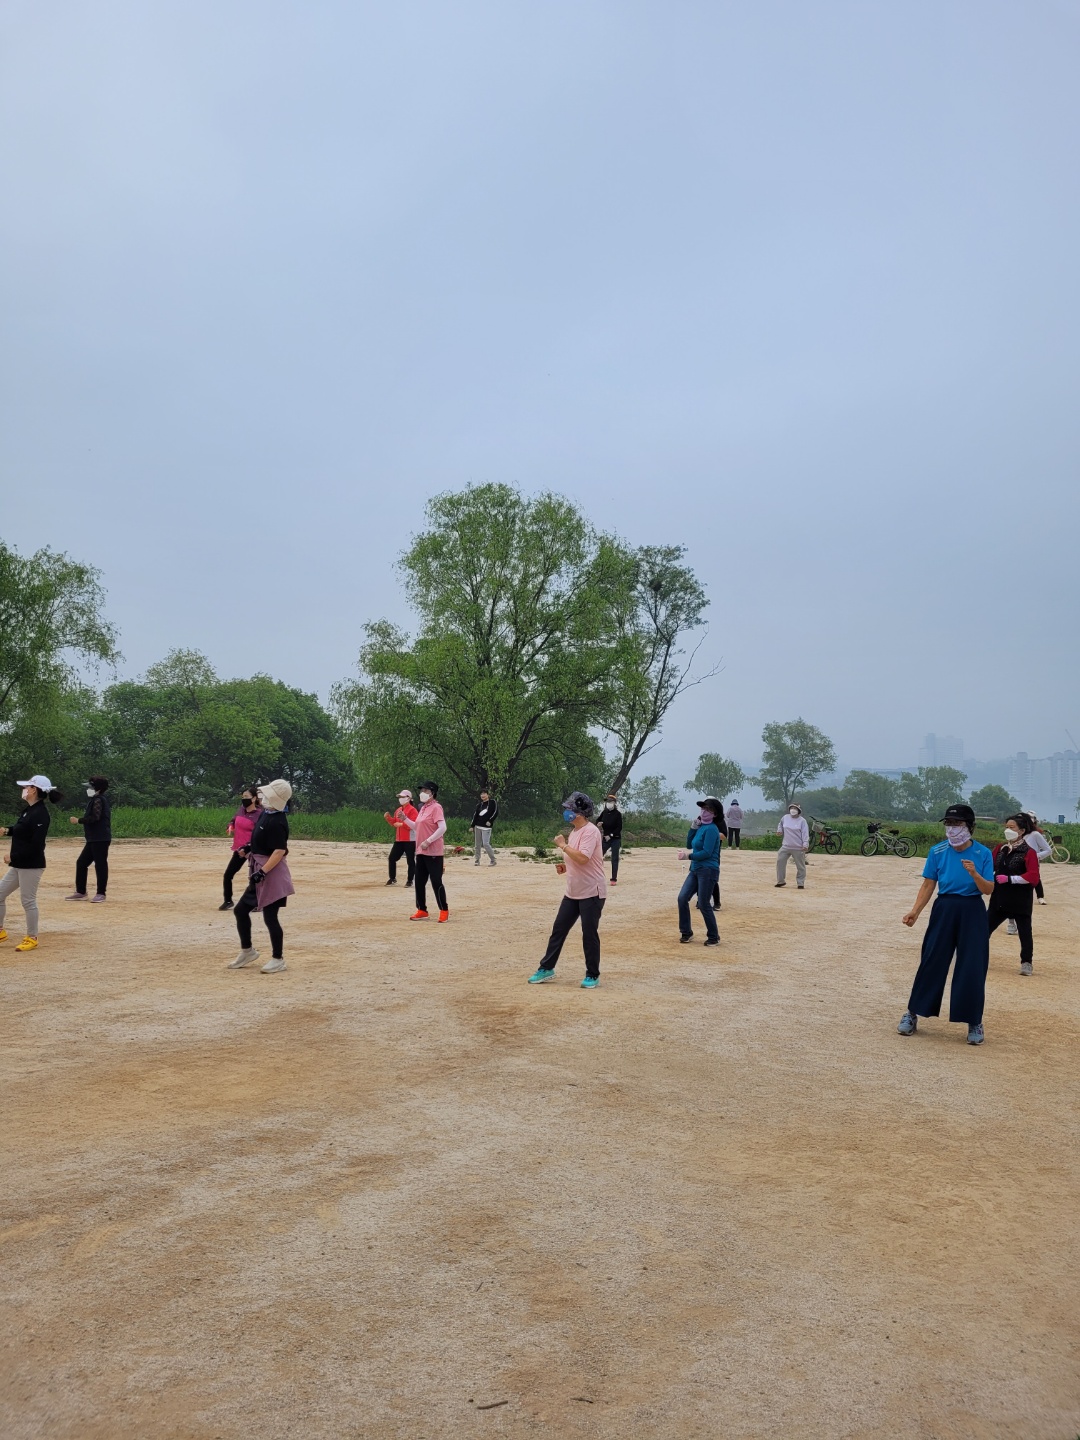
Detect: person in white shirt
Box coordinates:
(1023, 816, 1051, 904)
(775, 803, 810, 888)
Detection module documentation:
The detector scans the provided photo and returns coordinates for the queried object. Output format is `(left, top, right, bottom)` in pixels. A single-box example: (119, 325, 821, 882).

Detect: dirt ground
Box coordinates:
(2, 838, 1078, 1440)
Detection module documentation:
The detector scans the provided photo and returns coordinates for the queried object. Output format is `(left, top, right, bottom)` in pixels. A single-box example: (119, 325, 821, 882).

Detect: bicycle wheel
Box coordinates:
(860, 836, 879, 857)
(824, 833, 843, 855)
(1051, 843, 1070, 864)
(894, 838, 915, 859)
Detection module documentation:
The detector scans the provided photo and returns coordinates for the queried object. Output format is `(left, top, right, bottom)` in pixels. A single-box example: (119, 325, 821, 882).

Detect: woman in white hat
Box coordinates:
(0, 775, 65, 951)
(227, 779, 295, 974)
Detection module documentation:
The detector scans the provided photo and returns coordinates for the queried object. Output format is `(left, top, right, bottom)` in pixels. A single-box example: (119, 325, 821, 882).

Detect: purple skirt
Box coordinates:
(250, 852, 295, 910)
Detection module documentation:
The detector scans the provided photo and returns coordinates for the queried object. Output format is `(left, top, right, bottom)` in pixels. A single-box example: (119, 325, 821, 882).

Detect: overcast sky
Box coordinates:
(2, 0, 1078, 790)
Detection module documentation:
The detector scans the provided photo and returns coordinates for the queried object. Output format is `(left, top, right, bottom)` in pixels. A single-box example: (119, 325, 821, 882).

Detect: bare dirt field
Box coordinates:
(2, 838, 1078, 1440)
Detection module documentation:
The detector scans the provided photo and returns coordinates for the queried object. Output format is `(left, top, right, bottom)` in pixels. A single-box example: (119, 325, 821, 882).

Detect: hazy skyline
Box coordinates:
(2, 1, 1077, 793)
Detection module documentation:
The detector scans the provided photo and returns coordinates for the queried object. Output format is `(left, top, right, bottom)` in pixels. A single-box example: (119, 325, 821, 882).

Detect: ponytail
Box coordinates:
(45, 788, 63, 805)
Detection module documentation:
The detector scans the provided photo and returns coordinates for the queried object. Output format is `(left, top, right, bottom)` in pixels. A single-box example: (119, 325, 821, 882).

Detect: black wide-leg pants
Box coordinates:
(907, 894, 989, 1025)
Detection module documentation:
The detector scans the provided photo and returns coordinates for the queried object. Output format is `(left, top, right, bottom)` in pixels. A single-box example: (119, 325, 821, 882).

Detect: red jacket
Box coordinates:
(991, 842, 1040, 887)
(384, 804, 418, 842)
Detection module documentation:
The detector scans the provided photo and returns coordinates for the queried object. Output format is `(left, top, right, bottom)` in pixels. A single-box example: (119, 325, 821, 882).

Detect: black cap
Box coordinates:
(696, 797, 723, 813)
(940, 803, 975, 826)
(419, 780, 439, 798)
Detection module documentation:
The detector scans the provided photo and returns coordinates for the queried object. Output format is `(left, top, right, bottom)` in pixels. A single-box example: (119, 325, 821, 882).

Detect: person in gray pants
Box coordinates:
(775, 803, 810, 888)
(471, 791, 498, 866)
(0, 774, 64, 950)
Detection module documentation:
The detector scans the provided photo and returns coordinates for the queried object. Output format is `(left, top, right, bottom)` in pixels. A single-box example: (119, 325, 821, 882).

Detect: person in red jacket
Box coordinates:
(987, 812, 1041, 976)
(383, 789, 418, 886)
(220, 788, 260, 910)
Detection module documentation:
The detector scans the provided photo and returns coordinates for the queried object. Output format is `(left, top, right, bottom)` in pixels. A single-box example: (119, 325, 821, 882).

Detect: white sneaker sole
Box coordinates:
(228, 950, 259, 969)
(261, 960, 286, 974)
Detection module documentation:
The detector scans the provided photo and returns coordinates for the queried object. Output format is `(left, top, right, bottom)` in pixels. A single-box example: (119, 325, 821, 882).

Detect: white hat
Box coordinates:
(257, 778, 293, 812)
(397, 788, 413, 799)
(17, 775, 53, 791)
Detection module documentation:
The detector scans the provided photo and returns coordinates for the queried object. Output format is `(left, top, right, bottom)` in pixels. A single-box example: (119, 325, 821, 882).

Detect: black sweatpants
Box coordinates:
(75, 841, 111, 896)
(223, 850, 246, 902)
(388, 839, 416, 884)
(602, 834, 621, 880)
(728, 828, 741, 848)
(235, 884, 286, 959)
(415, 854, 447, 913)
(907, 894, 989, 1026)
(987, 887, 1035, 966)
(538, 895, 605, 979)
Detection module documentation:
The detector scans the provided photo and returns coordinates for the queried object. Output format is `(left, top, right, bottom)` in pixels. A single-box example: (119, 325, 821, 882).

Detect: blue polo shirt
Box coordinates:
(922, 839, 993, 896)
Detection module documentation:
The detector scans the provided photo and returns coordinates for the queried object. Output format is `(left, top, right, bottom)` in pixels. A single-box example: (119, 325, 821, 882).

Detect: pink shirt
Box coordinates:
(564, 821, 607, 899)
(414, 800, 446, 856)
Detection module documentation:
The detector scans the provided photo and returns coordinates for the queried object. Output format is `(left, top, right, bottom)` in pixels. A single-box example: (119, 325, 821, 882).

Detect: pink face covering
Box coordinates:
(699, 810, 715, 824)
(945, 824, 971, 848)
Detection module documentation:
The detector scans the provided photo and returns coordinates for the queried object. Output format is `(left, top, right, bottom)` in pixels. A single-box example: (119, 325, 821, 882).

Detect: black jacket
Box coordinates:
(471, 800, 498, 828)
(597, 806, 623, 839)
(249, 810, 289, 856)
(8, 800, 51, 869)
(77, 792, 112, 843)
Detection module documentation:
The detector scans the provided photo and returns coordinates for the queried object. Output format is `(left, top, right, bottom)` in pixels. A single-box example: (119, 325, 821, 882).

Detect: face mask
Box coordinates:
(21, 788, 31, 802)
(605, 801, 615, 810)
(788, 809, 799, 817)
(1003, 827, 1019, 842)
(243, 798, 256, 808)
(419, 792, 432, 804)
(699, 810, 714, 824)
(563, 809, 576, 823)
(945, 824, 971, 848)
(86, 787, 97, 798)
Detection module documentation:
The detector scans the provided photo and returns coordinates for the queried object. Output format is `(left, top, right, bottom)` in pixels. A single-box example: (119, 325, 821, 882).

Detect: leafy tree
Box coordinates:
(622, 774, 681, 818)
(968, 783, 1021, 818)
(795, 786, 844, 819)
(0, 541, 119, 724)
(684, 753, 745, 800)
(755, 719, 837, 807)
(896, 766, 967, 820)
(332, 484, 637, 804)
(837, 769, 901, 819)
(601, 545, 717, 793)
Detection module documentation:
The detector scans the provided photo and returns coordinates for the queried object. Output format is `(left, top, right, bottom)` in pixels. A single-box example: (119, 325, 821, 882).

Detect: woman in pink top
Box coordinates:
(528, 791, 606, 988)
(220, 788, 260, 910)
(402, 780, 449, 921)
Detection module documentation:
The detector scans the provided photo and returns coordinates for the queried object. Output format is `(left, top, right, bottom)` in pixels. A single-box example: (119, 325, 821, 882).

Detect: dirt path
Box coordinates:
(3, 839, 1078, 1439)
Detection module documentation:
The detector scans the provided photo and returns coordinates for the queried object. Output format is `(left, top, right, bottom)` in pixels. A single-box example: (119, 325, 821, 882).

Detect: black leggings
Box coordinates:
(389, 839, 416, 883)
(728, 828, 741, 848)
(223, 851, 246, 902)
(987, 891, 1034, 966)
(415, 854, 447, 913)
(75, 841, 110, 895)
(538, 895, 605, 979)
(234, 884, 285, 959)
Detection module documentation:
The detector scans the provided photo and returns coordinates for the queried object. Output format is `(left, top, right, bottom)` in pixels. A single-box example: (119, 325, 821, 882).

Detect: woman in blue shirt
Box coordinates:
(676, 798, 723, 946)
(897, 804, 995, 1045)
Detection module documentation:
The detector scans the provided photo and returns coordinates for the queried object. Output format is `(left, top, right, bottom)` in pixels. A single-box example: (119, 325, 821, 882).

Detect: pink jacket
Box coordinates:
(228, 807, 260, 852)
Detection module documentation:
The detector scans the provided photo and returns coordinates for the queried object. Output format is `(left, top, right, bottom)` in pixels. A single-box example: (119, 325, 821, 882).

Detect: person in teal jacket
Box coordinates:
(676, 797, 723, 945)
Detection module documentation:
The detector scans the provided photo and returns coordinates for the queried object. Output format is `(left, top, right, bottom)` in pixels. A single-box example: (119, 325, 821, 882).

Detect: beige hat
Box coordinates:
(258, 779, 293, 812)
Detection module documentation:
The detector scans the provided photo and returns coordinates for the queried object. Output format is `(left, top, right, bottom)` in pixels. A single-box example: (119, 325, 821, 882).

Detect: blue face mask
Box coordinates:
(563, 809, 576, 823)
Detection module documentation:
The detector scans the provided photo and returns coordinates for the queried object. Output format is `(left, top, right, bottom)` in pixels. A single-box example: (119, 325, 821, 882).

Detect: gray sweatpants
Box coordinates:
(474, 827, 496, 864)
(776, 848, 807, 885)
(0, 866, 44, 936)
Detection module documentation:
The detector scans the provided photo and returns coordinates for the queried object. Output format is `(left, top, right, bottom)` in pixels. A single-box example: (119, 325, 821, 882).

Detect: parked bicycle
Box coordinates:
(860, 822, 916, 858)
(1048, 834, 1071, 864)
(807, 816, 843, 854)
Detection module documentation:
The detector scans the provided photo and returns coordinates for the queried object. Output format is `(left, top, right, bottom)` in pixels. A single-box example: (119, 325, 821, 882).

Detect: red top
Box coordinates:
(227, 807, 260, 852)
(385, 803, 418, 842)
(991, 842, 1041, 886)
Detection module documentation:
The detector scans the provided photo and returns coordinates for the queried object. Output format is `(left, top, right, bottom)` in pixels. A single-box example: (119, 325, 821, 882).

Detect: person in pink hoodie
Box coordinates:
(220, 788, 260, 910)
(402, 780, 449, 921)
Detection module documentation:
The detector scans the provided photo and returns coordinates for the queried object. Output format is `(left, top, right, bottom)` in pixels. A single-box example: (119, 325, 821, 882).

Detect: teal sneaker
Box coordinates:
(528, 968, 556, 984)
(580, 976, 599, 989)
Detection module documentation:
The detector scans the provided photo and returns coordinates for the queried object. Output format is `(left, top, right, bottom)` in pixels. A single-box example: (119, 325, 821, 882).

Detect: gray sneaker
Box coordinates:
(897, 1011, 918, 1035)
(228, 948, 259, 969)
(1020, 962, 1033, 976)
(967, 1023, 985, 1045)
(261, 957, 286, 974)
(1006, 919, 1018, 936)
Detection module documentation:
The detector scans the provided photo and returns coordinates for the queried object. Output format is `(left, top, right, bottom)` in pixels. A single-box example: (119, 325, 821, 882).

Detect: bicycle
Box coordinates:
(1048, 834, 1071, 864)
(860, 822, 916, 859)
(807, 816, 843, 854)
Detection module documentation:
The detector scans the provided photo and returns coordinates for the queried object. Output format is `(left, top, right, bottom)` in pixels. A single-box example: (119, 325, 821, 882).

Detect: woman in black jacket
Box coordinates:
(0, 773, 64, 952)
(66, 775, 112, 901)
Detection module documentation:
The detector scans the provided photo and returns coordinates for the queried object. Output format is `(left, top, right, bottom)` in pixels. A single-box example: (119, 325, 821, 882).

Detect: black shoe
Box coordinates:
(704, 937, 720, 947)
(219, 900, 234, 910)
(774, 882, 786, 888)
(385, 879, 396, 886)
(680, 934, 693, 944)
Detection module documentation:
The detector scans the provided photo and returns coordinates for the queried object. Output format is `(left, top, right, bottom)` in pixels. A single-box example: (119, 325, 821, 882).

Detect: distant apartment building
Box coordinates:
(918, 733, 964, 769)
(1008, 751, 1080, 820)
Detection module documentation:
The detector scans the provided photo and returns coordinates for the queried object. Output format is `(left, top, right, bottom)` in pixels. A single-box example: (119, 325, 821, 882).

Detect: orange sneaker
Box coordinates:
(438, 910, 449, 923)
(410, 910, 429, 920)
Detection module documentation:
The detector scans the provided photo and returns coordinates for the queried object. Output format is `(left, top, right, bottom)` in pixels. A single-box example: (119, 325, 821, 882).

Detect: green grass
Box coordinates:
(739, 816, 1080, 861)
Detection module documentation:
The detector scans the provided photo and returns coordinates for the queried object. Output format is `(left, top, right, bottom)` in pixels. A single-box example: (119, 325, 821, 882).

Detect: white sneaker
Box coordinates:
(1020, 962, 1033, 976)
(228, 948, 259, 969)
(261, 956, 286, 974)
(1037, 897, 1046, 905)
